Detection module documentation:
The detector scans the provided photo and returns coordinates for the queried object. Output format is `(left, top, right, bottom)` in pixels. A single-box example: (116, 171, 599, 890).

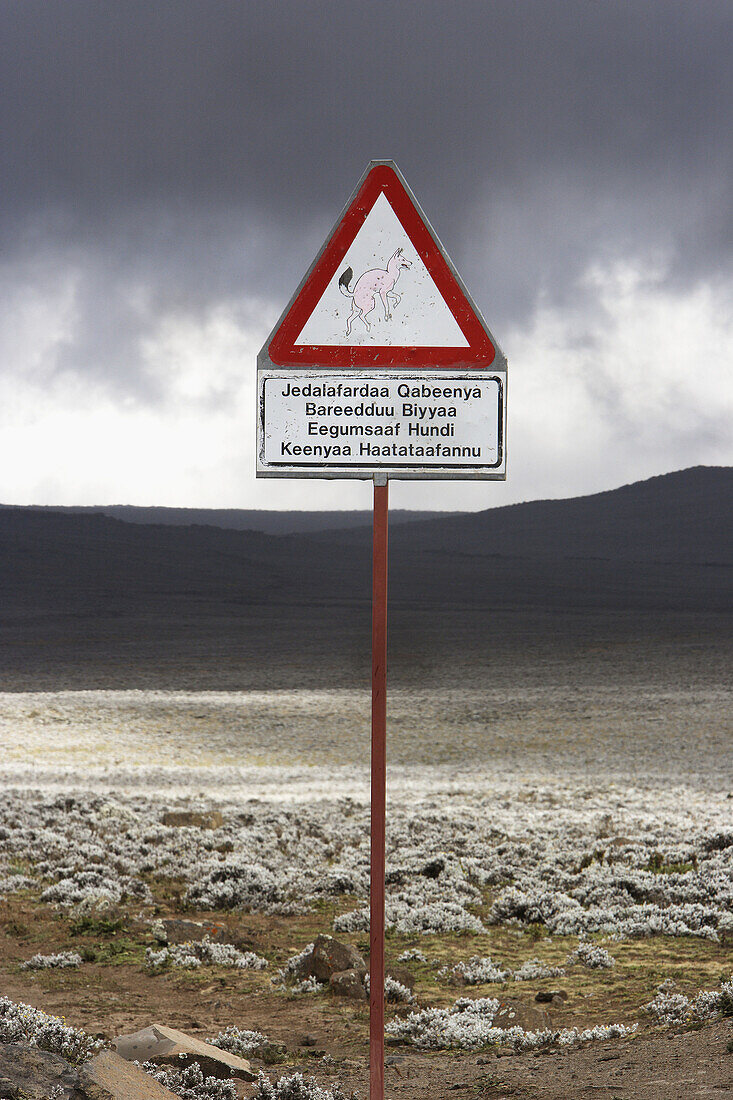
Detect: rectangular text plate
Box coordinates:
(257, 369, 506, 480)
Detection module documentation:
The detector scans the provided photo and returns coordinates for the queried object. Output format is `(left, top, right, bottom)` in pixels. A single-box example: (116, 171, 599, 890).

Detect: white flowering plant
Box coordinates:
(252, 1072, 354, 1100)
(20, 950, 83, 970)
(138, 1060, 238, 1099)
(0, 787, 730, 948)
(145, 937, 268, 972)
(0, 996, 104, 1064)
(385, 995, 636, 1052)
(209, 1026, 286, 1063)
(566, 941, 615, 969)
(642, 974, 733, 1025)
(512, 958, 566, 982)
(440, 956, 509, 985)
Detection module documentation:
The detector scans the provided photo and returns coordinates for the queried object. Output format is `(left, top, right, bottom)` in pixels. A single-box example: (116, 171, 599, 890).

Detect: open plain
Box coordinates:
(1, 468, 732, 1098)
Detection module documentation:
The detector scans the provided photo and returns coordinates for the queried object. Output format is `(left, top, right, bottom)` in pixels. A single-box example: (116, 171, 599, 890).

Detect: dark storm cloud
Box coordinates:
(1, 0, 731, 392)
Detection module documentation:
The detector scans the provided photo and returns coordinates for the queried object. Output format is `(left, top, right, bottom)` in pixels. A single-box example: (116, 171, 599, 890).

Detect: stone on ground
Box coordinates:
(307, 934, 366, 981)
(156, 917, 229, 943)
(0, 1042, 84, 1099)
(330, 968, 366, 999)
(79, 1051, 180, 1099)
(113, 1024, 255, 1079)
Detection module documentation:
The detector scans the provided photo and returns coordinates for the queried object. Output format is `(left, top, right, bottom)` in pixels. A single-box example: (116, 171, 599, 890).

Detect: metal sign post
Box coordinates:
(370, 474, 388, 1100)
(256, 161, 507, 1100)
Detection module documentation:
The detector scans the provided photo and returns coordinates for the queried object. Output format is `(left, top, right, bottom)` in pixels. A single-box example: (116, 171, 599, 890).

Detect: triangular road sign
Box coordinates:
(262, 161, 505, 370)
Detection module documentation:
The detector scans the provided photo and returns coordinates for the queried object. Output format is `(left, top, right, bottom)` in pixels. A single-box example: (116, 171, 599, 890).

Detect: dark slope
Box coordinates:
(310, 466, 733, 565)
(1, 465, 730, 610)
(3, 504, 450, 535)
(0, 466, 730, 690)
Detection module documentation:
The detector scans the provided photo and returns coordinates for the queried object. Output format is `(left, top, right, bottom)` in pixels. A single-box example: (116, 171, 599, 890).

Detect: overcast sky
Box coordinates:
(1, 0, 731, 511)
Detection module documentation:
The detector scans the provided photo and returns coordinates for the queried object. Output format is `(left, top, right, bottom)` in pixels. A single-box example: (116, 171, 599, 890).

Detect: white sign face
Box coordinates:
(294, 194, 470, 348)
(257, 369, 505, 480)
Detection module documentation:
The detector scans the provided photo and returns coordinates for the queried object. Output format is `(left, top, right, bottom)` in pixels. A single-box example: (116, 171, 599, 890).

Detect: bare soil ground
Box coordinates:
(1, 888, 732, 1099)
(1, 628, 731, 1098)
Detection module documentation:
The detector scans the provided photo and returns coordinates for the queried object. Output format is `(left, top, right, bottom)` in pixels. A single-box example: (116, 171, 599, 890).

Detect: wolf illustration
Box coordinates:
(338, 248, 412, 336)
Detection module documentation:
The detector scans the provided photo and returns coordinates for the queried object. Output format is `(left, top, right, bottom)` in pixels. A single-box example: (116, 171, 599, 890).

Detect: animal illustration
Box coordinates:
(338, 248, 412, 336)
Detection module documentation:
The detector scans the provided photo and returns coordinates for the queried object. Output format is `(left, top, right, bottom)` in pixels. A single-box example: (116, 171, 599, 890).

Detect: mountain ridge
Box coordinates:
(1, 465, 730, 691)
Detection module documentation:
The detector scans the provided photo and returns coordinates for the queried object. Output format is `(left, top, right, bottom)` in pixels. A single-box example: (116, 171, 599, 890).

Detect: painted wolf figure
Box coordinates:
(338, 248, 412, 336)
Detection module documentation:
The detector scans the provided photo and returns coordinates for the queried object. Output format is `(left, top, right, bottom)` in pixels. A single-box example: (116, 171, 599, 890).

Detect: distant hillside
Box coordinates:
(0, 466, 730, 690)
(0, 467, 730, 607)
(5, 465, 730, 560)
(315, 466, 733, 566)
(3, 504, 450, 535)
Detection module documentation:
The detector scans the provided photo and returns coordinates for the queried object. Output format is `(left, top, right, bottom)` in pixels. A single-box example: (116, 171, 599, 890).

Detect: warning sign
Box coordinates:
(257, 161, 507, 480)
(261, 161, 505, 369)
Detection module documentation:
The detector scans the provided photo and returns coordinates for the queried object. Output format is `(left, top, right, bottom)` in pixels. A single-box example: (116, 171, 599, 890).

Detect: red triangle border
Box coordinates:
(267, 165, 497, 369)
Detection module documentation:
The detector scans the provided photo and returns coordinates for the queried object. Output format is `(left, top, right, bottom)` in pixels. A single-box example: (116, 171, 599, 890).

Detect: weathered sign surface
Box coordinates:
(258, 369, 504, 478)
(257, 161, 507, 480)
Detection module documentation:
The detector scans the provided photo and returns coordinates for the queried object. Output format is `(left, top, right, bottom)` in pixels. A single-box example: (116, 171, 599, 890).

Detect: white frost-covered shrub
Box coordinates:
(146, 946, 199, 970)
(718, 912, 733, 942)
(1, 786, 731, 953)
(271, 944, 321, 992)
(385, 997, 500, 1049)
(0, 873, 37, 898)
(191, 939, 267, 969)
(385, 995, 635, 1051)
(150, 918, 168, 943)
(0, 996, 103, 1064)
(252, 1071, 353, 1100)
(566, 942, 615, 969)
(512, 958, 565, 982)
(555, 1024, 637, 1046)
(641, 992, 690, 1024)
(290, 975, 322, 995)
(184, 859, 285, 912)
(139, 1060, 237, 1099)
(335, 899, 485, 936)
(21, 950, 83, 970)
(282, 943, 315, 976)
(398, 949, 427, 963)
(385, 976, 414, 1003)
(364, 973, 414, 1003)
(441, 956, 509, 984)
(41, 867, 151, 908)
(209, 1027, 276, 1058)
(145, 938, 267, 971)
(642, 976, 733, 1025)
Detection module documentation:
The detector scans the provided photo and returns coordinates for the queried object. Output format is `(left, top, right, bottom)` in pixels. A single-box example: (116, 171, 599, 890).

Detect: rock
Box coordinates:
(113, 1024, 255, 1080)
(300, 1034, 318, 1047)
(157, 918, 229, 944)
(0, 1043, 84, 1100)
(79, 1051, 180, 1099)
(385, 964, 415, 992)
(330, 968, 367, 999)
(309, 934, 366, 982)
(161, 810, 224, 829)
(535, 989, 568, 1005)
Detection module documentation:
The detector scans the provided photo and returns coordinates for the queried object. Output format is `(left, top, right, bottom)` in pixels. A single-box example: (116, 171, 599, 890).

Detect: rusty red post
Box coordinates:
(370, 476, 388, 1100)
